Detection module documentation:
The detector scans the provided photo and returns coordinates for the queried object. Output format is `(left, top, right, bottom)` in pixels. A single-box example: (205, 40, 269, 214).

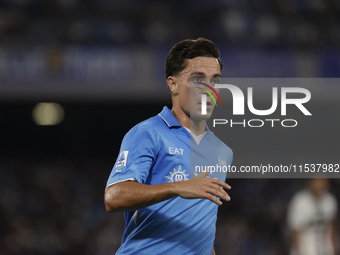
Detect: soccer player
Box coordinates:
(104, 38, 233, 255)
(287, 178, 338, 255)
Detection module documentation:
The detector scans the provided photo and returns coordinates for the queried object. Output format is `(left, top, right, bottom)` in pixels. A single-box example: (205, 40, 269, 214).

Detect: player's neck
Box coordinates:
(171, 106, 190, 129)
(171, 106, 206, 136)
(189, 119, 206, 136)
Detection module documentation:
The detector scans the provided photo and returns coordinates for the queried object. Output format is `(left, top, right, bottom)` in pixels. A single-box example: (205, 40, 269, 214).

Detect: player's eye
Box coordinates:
(192, 77, 204, 84)
(210, 78, 220, 85)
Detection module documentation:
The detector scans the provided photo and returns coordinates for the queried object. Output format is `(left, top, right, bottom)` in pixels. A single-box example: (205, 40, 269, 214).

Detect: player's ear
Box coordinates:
(167, 76, 178, 94)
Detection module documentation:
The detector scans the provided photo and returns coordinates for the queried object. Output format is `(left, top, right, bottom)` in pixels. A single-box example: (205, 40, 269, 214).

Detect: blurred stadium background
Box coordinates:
(0, 0, 340, 254)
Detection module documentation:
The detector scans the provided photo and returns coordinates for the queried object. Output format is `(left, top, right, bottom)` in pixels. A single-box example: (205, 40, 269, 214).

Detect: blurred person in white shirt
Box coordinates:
(287, 178, 338, 255)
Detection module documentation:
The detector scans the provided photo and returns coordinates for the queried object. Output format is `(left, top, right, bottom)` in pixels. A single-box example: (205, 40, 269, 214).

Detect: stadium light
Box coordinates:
(32, 102, 65, 126)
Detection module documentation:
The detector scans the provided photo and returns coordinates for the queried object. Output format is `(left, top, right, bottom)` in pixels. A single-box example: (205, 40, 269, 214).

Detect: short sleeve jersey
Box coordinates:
(106, 106, 233, 255)
(287, 190, 337, 255)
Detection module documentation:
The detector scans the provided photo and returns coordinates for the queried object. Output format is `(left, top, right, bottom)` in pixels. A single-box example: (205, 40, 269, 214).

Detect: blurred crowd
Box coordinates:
(0, 0, 340, 47)
(1, 155, 339, 255)
(0, 156, 125, 255)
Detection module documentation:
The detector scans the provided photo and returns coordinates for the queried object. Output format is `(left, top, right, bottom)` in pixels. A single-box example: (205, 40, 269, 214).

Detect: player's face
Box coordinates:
(176, 57, 221, 121)
(309, 178, 329, 196)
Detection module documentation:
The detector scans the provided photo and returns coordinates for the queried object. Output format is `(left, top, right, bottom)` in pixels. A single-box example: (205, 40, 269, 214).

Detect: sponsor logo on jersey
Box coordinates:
(165, 165, 189, 182)
(169, 147, 184, 155)
(218, 155, 226, 167)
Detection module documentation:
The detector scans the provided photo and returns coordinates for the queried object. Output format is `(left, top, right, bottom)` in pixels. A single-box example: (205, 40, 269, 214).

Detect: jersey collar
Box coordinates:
(158, 106, 213, 134)
(158, 106, 182, 128)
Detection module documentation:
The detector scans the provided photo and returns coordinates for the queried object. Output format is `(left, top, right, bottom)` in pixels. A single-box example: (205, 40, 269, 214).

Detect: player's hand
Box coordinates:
(172, 169, 231, 205)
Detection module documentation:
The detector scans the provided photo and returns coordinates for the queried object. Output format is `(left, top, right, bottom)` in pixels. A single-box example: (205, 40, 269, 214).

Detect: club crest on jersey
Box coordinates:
(165, 165, 189, 182)
(116, 151, 129, 172)
(218, 155, 226, 167)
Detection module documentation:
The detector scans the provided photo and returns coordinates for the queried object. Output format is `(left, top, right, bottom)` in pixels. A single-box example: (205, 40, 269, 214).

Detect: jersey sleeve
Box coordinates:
(287, 192, 307, 230)
(327, 193, 338, 222)
(106, 125, 158, 187)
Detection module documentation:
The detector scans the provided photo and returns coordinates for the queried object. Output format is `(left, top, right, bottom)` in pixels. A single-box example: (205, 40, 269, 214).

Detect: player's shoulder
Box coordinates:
(293, 190, 310, 199)
(288, 190, 310, 212)
(123, 113, 167, 140)
(322, 191, 337, 206)
(290, 190, 317, 208)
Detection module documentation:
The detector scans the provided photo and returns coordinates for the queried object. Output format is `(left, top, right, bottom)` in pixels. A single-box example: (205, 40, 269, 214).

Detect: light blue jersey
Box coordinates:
(106, 106, 233, 255)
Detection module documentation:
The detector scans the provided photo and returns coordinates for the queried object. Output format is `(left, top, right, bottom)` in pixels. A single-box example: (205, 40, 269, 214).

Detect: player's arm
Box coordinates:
(331, 220, 338, 255)
(290, 230, 302, 255)
(104, 171, 231, 213)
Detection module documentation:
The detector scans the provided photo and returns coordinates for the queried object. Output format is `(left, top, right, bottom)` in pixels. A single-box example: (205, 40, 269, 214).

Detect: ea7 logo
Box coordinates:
(169, 147, 184, 155)
(200, 84, 312, 116)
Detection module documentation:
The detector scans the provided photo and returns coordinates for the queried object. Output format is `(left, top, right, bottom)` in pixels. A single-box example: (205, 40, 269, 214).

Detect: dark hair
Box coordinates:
(165, 38, 222, 78)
